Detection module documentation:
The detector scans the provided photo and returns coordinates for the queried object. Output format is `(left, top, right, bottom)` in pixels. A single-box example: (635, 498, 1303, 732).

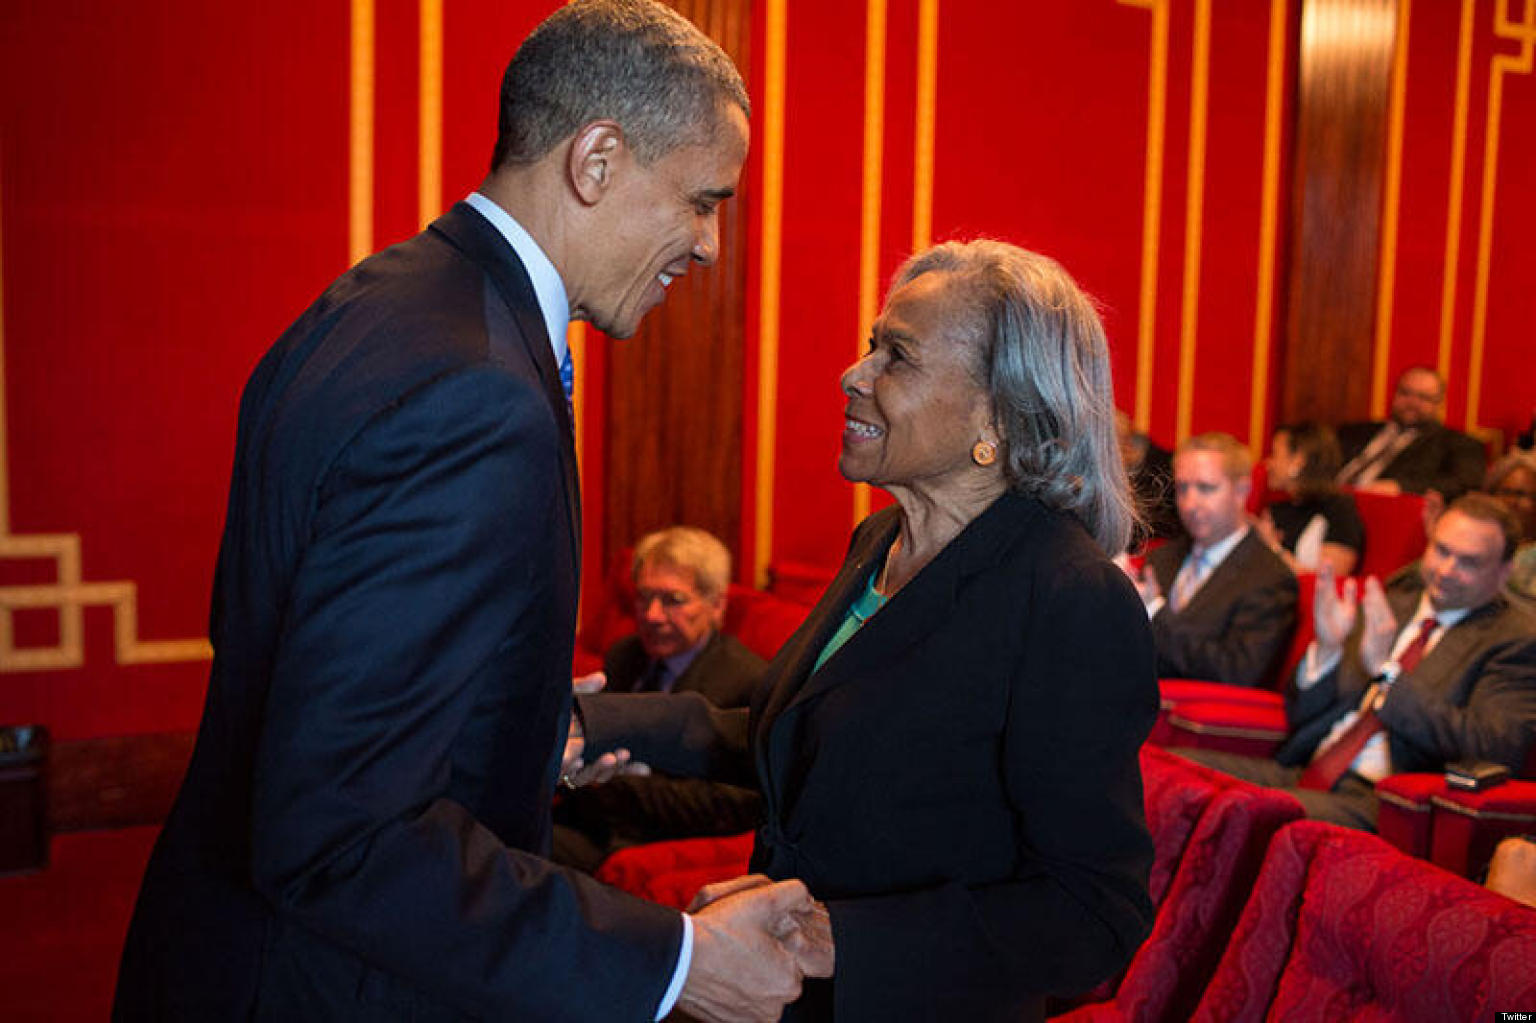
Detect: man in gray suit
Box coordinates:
(1180, 494, 1536, 830)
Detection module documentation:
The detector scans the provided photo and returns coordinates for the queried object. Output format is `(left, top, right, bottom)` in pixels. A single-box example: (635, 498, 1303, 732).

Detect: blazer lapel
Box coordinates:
(1180, 531, 1257, 619)
(429, 202, 581, 571)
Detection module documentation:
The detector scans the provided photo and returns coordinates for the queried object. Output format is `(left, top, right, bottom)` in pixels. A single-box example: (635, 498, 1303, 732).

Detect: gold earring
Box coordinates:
(972, 440, 997, 467)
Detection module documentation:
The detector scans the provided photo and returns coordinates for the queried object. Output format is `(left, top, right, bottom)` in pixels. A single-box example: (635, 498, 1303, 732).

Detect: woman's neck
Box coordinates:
(878, 477, 1005, 595)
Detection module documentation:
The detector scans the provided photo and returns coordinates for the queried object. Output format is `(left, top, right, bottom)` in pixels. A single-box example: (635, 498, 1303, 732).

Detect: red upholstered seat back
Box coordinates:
(722, 586, 811, 663)
(594, 831, 754, 908)
(1195, 820, 1536, 1022)
(1351, 489, 1428, 579)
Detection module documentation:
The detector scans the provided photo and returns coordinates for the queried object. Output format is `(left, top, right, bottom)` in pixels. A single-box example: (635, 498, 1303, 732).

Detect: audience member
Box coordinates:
(1176, 494, 1536, 831)
(1256, 421, 1364, 576)
(1336, 366, 1486, 498)
(1127, 432, 1297, 685)
(1486, 835, 1536, 910)
(554, 528, 765, 871)
(1486, 451, 1536, 601)
(1116, 410, 1182, 544)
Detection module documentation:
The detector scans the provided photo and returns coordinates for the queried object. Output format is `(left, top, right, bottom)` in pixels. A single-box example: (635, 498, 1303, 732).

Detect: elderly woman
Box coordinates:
(577, 240, 1158, 1021)
(1257, 421, 1365, 576)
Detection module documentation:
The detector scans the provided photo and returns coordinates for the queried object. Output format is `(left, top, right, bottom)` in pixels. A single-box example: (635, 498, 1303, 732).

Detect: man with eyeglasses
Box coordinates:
(1336, 366, 1486, 499)
(554, 527, 766, 871)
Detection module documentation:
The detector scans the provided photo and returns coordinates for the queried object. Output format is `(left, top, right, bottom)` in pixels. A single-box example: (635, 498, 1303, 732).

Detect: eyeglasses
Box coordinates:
(634, 588, 702, 612)
(1492, 486, 1536, 503)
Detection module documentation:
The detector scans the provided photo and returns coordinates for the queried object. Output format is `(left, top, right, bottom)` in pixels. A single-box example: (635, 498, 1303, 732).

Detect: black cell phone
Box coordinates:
(1444, 760, 1510, 792)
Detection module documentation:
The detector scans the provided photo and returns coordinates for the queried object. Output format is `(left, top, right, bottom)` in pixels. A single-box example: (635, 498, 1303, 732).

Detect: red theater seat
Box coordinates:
(1350, 489, 1428, 579)
(594, 831, 753, 909)
(1191, 820, 1536, 1021)
(1054, 748, 1303, 1022)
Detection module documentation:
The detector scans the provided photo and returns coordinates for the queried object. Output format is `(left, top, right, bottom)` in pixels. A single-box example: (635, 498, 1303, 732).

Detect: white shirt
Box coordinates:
(1303, 593, 1471, 781)
(464, 192, 570, 367)
(465, 192, 691, 1019)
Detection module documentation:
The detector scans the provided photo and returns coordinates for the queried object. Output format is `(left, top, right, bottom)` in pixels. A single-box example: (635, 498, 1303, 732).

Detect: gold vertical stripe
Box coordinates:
(419, 0, 444, 228)
(1437, 0, 1476, 384)
(853, 0, 888, 526)
(568, 322, 587, 470)
(1467, 0, 1536, 431)
(911, 0, 939, 252)
(1248, 0, 1289, 456)
(1175, 0, 1212, 443)
(1122, 0, 1169, 434)
(1370, 0, 1412, 419)
(753, 0, 787, 589)
(350, 0, 375, 265)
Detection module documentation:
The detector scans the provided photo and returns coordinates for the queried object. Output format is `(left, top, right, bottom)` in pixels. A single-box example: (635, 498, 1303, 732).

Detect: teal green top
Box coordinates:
(812, 562, 889, 673)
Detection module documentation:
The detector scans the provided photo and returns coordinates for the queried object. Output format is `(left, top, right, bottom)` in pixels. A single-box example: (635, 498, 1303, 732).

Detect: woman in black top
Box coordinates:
(1257, 421, 1364, 575)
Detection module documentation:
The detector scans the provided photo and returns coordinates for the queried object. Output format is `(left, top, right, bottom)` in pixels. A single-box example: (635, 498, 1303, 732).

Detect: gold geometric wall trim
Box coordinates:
(0, 155, 213, 674)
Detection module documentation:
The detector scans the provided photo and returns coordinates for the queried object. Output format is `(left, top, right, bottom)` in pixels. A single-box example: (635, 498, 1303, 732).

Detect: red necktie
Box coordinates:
(1298, 615, 1439, 791)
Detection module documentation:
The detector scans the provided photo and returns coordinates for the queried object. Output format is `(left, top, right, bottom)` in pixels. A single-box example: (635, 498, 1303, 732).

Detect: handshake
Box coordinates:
(677, 874, 834, 1023)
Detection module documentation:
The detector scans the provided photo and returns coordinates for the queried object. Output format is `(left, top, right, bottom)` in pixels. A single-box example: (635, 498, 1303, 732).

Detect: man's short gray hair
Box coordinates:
(633, 526, 732, 600)
(892, 239, 1138, 555)
(492, 0, 749, 169)
(1177, 432, 1253, 483)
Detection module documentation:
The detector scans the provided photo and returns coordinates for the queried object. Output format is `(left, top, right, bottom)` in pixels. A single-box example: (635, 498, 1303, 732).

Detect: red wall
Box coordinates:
(1, 0, 1531, 740)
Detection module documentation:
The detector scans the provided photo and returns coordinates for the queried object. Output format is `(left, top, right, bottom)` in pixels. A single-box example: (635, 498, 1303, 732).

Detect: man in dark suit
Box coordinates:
(1130, 432, 1298, 685)
(1336, 365, 1486, 498)
(1179, 495, 1536, 830)
(554, 527, 765, 870)
(114, 4, 824, 1021)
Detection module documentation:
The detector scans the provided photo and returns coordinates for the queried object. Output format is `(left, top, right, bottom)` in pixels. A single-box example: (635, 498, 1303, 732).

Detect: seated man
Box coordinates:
(1129, 431, 1297, 685)
(1336, 366, 1486, 499)
(554, 527, 765, 871)
(1177, 494, 1536, 831)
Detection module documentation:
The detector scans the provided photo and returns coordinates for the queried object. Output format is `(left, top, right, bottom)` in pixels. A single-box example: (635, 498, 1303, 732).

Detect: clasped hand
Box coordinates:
(679, 875, 835, 1023)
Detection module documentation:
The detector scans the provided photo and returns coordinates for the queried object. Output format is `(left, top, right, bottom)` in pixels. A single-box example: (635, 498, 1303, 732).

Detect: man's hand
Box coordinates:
(1356, 576, 1399, 678)
(680, 880, 823, 1023)
(689, 875, 836, 979)
(572, 670, 607, 694)
(1312, 563, 1359, 662)
(559, 714, 649, 790)
(1486, 836, 1536, 910)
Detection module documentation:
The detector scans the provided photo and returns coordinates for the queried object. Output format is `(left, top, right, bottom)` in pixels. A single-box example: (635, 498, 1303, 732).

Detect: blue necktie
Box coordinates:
(558, 346, 574, 420)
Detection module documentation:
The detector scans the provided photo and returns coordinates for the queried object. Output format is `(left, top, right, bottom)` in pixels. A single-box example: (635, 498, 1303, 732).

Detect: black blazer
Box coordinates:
(1277, 571, 1536, 772)
(1337, 420, 1487, 498)
(584, 492, 1159, 1021)
(1148, 530, 1298, 685)
(115, 203, 679, 1021)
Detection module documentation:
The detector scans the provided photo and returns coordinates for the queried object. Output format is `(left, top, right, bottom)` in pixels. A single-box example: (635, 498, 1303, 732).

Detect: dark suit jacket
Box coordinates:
(555, 633, 765, 855)
(1148, 530, 1299, 685)
(603, 630, 764, 703)
(584, 493, 1159, 1021)
(115, 203, 678, 1021)
(1277, 571, 1536, 773)
(1337, 420, 1486, 498)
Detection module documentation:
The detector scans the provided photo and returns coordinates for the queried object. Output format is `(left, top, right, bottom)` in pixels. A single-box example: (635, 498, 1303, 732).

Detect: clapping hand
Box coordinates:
(1312, 563, 1359, 661)
(680, 875, 835, 1022)
(558, 714, 649, 790)
(1356, 576, 1399, 678)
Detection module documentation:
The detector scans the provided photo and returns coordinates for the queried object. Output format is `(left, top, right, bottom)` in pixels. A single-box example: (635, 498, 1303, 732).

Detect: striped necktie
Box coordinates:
(1171, 547, 1210, 612)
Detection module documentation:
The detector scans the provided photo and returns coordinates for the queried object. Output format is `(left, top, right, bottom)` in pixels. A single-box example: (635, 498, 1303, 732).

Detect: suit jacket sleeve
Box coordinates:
(249, 368, 680, 1020)
(1151, 559, 1297, 685)
(1377, 632, 1536, 770)
(828, 558, 1158, 1006)
(579, 690, 758, 790)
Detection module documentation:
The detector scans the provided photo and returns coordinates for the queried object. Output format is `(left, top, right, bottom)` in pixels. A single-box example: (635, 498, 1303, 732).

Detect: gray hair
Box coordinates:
(1486, 449, 1536, 494)
(492, 0, 749, 169)
(892, 240, 1137, 555)
(633, 526, 731, 600)
(1177, 431, 1253, 483)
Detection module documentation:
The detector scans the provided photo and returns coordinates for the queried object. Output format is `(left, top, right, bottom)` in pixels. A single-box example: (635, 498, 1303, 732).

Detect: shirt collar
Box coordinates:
(464, 192, 569, 366)
(1196, 523, 1249, 569)
(661, 634, 712, 682)
(1409, 591, 1472, 631)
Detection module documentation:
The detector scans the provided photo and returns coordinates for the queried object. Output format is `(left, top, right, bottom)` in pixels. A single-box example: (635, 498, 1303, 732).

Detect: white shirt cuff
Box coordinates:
(656, 913, 693, 1020)
(1298, 642, 1341, 689)
(1143, 595, 1165, 620)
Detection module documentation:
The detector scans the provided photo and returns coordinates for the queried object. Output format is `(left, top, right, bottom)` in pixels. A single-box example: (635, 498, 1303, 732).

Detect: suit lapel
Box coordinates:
(429, 202, 581, 573)
(1180, 531, 1259, 619)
